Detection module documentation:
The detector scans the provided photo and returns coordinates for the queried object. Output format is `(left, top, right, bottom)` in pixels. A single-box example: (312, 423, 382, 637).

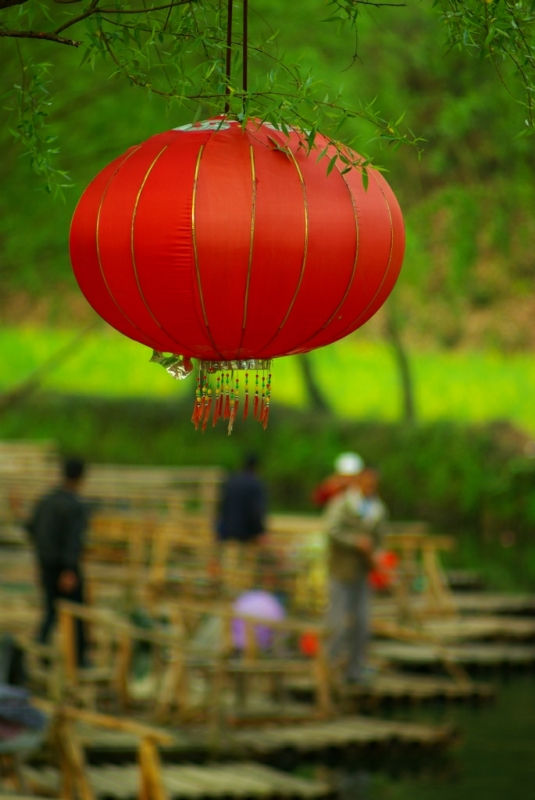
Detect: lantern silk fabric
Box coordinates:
(70, 118, 404, 363)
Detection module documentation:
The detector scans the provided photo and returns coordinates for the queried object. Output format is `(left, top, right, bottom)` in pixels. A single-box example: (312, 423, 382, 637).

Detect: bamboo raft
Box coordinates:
(371, 594, 535, 619)
(389, 616, 535, 643)
(3, 441, 532, 798)
(445, 570, 485, 592)
(287, 673, 495, 708)
(0, 703, 457, 799)
(372, 641, 535, 670)
(76, 716, 457, 768)
(453, 593, 535, 616)
(22, 762, 332, 800)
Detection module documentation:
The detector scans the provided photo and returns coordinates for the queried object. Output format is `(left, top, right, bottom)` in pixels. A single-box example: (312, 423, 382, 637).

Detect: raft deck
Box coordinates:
(288, 672, 495, 708)
(453, 593, 535, 616)
(76, 716, 457, 769)
(372, 641, 535, 671)
(23, 762, 332, 800)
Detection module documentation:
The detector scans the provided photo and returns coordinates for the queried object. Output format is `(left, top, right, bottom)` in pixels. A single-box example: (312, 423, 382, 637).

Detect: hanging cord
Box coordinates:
(224, 0, 248, 114)
(243, 0, 248, 95)
(224, 0, 234, 114)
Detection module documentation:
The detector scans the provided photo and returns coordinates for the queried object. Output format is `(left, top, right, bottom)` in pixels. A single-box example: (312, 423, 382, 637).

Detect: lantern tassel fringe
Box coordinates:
(202, 394, 212, 432)
(183, 362, 273, 434)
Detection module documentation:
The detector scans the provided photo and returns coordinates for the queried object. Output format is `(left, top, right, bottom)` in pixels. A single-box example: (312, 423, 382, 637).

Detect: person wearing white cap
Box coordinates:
(323, 456, 388, 684)
(334, 452, 365, 477)
(312, 452, 364, 508)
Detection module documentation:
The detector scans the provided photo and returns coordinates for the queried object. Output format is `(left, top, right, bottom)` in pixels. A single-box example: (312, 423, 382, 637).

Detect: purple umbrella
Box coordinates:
(232, 591, 286, 651)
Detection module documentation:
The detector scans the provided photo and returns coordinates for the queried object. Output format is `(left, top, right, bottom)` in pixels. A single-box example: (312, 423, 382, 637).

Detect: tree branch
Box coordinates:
(54, 0, 100, 34)
(352, 1, 405, 6)
(0, 0, 28, 10)
(297, 354, 332, 415)
(385, 303, 415, 426)
(0, 29, 81, 46)
(337, 0, 405, 7)
(0, 322, 99, 416)
(52, 0, 195, 35)
(98, 1, 196, 13)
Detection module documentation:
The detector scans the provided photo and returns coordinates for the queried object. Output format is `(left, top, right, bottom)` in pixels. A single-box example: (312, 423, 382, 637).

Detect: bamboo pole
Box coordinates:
(138, 737, 168, 800)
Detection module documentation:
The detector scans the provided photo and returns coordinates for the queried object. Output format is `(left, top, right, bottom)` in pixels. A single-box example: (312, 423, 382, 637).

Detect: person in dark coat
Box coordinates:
(26, 456, 88, 665)
(217, 454, 267, 544)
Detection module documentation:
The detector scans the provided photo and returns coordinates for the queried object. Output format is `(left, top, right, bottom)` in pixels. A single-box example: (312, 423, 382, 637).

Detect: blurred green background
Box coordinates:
(1, 1, 535, 587)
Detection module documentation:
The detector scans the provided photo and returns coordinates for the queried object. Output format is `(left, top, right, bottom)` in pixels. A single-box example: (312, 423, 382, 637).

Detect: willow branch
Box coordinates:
(0, 0, 28, 9)
(0, 29, 81, 45)
(338, 0, 405, 7)
(98, 1, 196, 13)
(52, 0, 197, 35)
(98, 20, 293, 78)
(54, 0, 100, 34)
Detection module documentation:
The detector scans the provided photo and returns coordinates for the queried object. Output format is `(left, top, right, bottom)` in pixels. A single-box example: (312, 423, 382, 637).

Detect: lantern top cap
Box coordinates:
(173, 116, 297, 135)
(174, 118, 232, 132)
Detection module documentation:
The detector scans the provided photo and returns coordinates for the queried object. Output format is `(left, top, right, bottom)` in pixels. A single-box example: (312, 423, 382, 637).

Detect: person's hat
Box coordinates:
(334, 452, 364, 476)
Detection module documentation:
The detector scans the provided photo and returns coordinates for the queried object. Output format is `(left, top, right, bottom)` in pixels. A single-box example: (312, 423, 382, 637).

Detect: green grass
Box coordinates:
(2, 324, 535, 433)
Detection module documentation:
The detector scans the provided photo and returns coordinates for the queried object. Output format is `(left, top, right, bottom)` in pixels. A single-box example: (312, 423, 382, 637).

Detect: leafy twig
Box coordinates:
(0, 29, 81, 45)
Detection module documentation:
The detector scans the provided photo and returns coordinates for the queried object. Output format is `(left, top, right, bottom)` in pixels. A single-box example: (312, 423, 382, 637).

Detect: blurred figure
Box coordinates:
(26, 457, 89, 666)
(312, 451, 365, 508)
(323, 454, 388, 684)
(217, 454, 267, 545)
(216, 454, 269, 591)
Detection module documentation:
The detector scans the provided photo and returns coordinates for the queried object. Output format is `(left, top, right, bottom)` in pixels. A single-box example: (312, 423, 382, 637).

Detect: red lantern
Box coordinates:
(70, 118, 404, 430)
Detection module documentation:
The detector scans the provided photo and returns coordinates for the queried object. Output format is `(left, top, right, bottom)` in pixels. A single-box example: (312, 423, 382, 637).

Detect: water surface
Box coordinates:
(338, 675, 535, 800)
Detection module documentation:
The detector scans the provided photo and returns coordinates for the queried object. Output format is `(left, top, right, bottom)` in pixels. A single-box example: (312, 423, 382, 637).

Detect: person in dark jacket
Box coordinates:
(217, 454, 267, 544)
(27, 456, 88, 665)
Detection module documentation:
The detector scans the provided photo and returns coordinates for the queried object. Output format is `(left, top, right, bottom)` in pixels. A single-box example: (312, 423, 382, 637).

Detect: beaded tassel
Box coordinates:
(200, 374, 208, 415)
(259, 373, 266, 420)
(202, 385, 212, 432)
(191, 376, 203, 429)
(224, 372, 231, 419)
(261, 402, 270, 429)
(189, 361, 272, 432)
(243, 372, 249, 420)
(228, 376, 239, 435)
(212, 374, 222, 427)
(253, 372, 260, 419)
(261, 373, 271, 429)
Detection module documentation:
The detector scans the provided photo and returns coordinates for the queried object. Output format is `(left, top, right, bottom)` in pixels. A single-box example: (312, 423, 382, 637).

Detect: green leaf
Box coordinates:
(79, 48, 93, 68)
(326, 154, 337, 175)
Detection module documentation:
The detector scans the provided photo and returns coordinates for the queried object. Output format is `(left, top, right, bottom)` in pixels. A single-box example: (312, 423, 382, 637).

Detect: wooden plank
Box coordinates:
(87, 766, 137, 799)
(372, 640, 535, 667)
(160, 768, 206, 798)
(222, 763, 329, 798)
(0, 796, 58, 800)
(453, 592, 535, 615)
(418, 615, 535, 642)
(228, 716, 453, 751)
(23, 763, 330, 800)
(168, 765, 270, 798)
(288, 672, 494, 702)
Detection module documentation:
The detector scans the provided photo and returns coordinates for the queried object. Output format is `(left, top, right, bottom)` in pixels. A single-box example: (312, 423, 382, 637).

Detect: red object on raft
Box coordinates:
(300, 631, 320, 658)
(69, 117, 405, 429)
(369, 550, 399, 590)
